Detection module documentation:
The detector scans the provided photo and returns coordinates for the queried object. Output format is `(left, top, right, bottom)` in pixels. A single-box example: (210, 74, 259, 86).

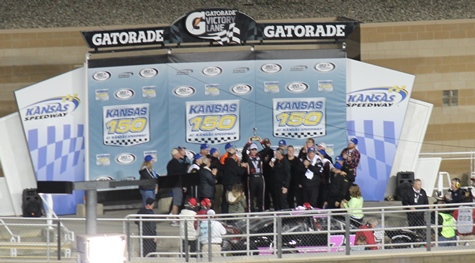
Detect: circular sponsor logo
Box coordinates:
(286, 82, 309, 93)
(314, 62, 336, 72)
(202, 66, 222, 76)
(173, 86, 196, 97)
(115, 153, 136, 165)
(92, 71, 111, 81)
(230, 84, 253, 95)
(260, 63, 282, 73)
(139, 68, 159, 78)
(114, 89, 135, 100)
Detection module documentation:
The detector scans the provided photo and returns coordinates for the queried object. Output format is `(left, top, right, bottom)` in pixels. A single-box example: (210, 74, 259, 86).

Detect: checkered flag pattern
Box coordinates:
(104, 137, 149, 146)
(274, 131, 324, 138)
(206, 23, 241, 44)
(187, 136, 238, 144)
(27, 124, 85, 181)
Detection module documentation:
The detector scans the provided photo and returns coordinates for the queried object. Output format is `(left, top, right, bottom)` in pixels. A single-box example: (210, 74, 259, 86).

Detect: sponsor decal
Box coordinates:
(92, 71, 111, 81)
(185, 9, 242, 45)
(264, 81, 280, 93)
(261, 63, 282, 73)
(143, 151, 158, 163)
(118, 72, 133, 78)
(202, 66, 222, 76)
(233, 67, 249, 73)
(173, 86, 196, 97)
(95, 89, 109, 101)
(262, 24, 347, 39)
(230, 84, 252, 95)
(21, 94, 80, 121)
(314, 62, 336, 72)
(103, 103, 150, 146)
(318, 80, 334, 92)
(205, 84, 220, 96)
(176, 69, 194, 75)
(290, 65, 308, 71)
(95, 176, 114, 181)
(142, 86, 156, 98)
(88, 29, 165, 48)
(346, 86, 408, 107)
(96, 154, 110, 166)
(114, 89, 135, 100)
(286, 82, 309, 93)
(115, 153, 137, 165)
(139, 68, 158, 78)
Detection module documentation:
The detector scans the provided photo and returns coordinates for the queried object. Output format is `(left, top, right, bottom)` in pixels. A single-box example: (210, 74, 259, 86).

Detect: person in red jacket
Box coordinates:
(452, 196, 475, 246)
(354, 218, 378, 250)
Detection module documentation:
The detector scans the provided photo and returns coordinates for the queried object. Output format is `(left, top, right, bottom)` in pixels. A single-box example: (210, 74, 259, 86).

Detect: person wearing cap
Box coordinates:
(135, 198, 157, 257)
(269, 148, 291, 210)
(340, 137, 360, 183)
(259, 138, 275, 211)
(242, 141, 265, 212)
(298, 138, 315, 160)
(285, 145, 303, 208)
(200, 143, 211, 159)
(210, 148, 224, 212)
(198, 209, 226, 258)
(299, 146, 324, 208)
(198, 157, 218, 203)
(325, 155, 349, 209)
(179, 198, 199, 255)
(278, 139, 287, 153)
(177, 146, 192, 166)
(219, 143, 239, 165)
(317, 142, 333, 163)
(167, 148, 190, 222)
(138, 155, 159, 207)
(221, 147, 246, 213)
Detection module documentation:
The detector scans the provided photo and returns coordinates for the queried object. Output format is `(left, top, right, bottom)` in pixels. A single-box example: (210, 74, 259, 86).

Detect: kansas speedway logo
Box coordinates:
(347, 86, 408, 107)
(185, 9, 243, 45)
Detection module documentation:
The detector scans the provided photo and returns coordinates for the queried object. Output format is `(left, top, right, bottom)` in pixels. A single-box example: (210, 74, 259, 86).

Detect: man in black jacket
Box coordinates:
(242, 142, 265, 212)
(300, 147, 323, 208)
(325, 157, 349, 209)
(135, 198, 156, 257)
(221, 148, 246, 213)
(401, 179, 429, 237)
(270, 148, 291, 210)
(210, 148, 224, 212)
(286, 145, 303, 208)
(259, 138, 274, 211)
(167, 148, 189, 223)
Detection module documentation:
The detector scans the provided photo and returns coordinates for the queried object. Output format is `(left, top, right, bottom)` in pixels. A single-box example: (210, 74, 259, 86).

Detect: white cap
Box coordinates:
(317, 142, 326, 149)
(249, 143, 258, 150)
(207, 209, 216, 216)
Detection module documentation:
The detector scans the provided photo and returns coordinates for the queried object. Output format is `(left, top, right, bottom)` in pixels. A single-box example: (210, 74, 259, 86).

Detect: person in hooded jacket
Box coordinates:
(227, 183, 247, 214)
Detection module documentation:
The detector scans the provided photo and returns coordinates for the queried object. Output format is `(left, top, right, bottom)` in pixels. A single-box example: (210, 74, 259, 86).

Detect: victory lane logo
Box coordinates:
(185, 9, 242, 45)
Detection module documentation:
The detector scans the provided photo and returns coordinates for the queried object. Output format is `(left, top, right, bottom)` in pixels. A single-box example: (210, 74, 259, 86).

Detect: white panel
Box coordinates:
(0, 113, 36, 216)
(415, 157, 442, 197)
(385, 99, 433, 197)
(0, 178, 15, 216)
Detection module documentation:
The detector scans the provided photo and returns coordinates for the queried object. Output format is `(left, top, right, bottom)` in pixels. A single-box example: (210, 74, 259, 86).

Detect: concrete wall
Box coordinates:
(1, 18, 475, 182)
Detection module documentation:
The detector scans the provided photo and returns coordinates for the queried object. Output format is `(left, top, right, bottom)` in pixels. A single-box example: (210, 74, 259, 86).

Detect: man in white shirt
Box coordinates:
(199, 209, 226, 258)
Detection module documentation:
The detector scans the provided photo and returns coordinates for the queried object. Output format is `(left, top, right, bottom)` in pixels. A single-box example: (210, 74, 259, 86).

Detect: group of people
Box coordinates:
(155, 136, 362, 217)
(401, 178, 475, 246)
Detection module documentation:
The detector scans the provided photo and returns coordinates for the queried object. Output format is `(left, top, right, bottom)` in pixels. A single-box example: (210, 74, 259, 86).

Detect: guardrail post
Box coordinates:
(425, 210, 431, 251)
(126, 219, 131, 261)
(345, 213, 350, 255)
(277, 216, 282, 258)
(57, 219, 61, 260)
(184, 219, 189, 262)
(208, 219, 212, 262)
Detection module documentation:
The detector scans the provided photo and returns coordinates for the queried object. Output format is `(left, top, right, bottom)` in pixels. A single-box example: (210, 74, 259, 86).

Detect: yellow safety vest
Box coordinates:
(438, 212, 456, 238)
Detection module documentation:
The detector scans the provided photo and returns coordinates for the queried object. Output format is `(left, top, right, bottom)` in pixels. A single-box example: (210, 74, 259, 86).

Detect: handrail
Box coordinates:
(38, 194, 75, 242)
(0, 218, 20, 242)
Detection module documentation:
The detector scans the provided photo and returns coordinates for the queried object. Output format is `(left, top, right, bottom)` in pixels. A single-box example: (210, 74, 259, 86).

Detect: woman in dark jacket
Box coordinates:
(138, 155, 158, 206)
(198, 157, 217, 203)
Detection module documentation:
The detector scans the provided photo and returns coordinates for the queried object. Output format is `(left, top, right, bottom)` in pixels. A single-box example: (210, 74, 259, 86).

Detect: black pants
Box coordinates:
(263, 172, 274, 210)
(141, 238, 156, 257)
(221, 184, 233, 213)
(247, 175, 265, 212)
(182, 239, 198, 257)
(302, 180, 320, 208)
(273, 187, 289, 211)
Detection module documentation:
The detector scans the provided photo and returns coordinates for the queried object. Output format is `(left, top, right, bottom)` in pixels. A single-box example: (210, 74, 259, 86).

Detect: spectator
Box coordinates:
(135, 198, 157, 257)
(355, 218, 378, 250)
(432, 200, 457, 246)
(278, 139, 287, 153)
(470, 178, 475, 201)
(401, 179, 429, 238)
(317, 142, 333, 163)
(167, 148, 189, 225)
(351, 235, 367, 251)
(179, 198, 199, 255)
(219, 143, 239, 165)
(226, 183, 247, 214)
(188, 154, 204, 200)
(221, 148, 246, 213)
(298, 138, 315, 160)
(199, 209, 226, 258)
(269, 148, 291, 211)
(200, 143, 211, 159)
(210, 148, 224, 212)
(341, 184, 364, 225)
(340, 137, 360, 183)
(177, 146, 192, 166)
(259, 138, 274, 211)
(198, 157, 218, 203)
(242, 142, 265, 212)
(453, 196, 475, 246)
(300, 146, 323, 208)
(138, 155, 158, 206)
(285, 145, 303, 208)
(444, 178, 465, 204)
(316, 149, 334, 208)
